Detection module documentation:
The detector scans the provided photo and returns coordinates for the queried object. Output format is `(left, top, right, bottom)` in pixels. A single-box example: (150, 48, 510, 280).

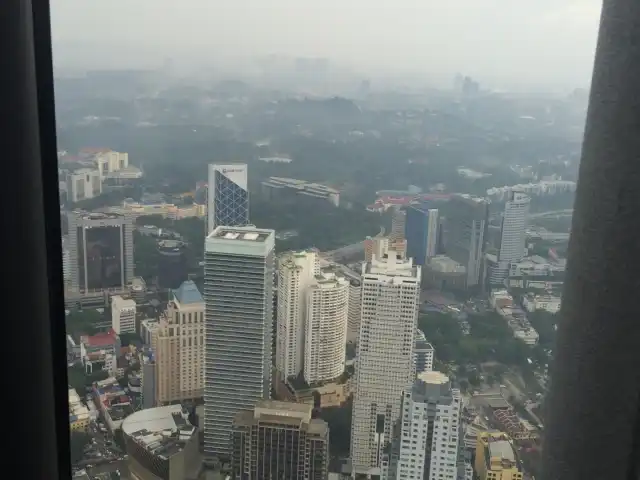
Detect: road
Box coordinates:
(87, 460, 128, 478)
(324, 226, 385, 260)
(528, 209, 573, 219)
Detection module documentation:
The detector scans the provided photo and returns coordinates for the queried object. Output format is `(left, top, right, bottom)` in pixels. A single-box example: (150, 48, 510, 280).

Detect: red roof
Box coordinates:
(87, 329, 117, 347)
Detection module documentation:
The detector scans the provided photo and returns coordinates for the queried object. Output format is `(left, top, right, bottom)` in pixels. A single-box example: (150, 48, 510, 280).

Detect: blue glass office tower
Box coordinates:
(207, 164, 250, 235)
(405, 204, 439, 266)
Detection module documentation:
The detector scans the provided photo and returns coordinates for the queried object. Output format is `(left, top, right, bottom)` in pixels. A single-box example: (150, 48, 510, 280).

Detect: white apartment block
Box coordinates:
(66, 168, 102, 203)
(154, 281, 205, 405)
(304, 269, 350, 384)
(95, 151, 129, 180)
(276, 250, 318, 379)
(351, 252, 421, 476)
(384, 371, 462, 480)
(111, 295, 136, 334)
(492, 192, 530, 285)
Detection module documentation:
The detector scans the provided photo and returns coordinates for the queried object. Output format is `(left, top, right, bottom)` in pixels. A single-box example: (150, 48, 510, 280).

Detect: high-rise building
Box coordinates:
(347, 278, 362, 344)
(66, 168, 102, 203)
(474, 432, 523, 480)
(414, 329, 434, 376)
(111, 295, 136, 334)
(276, 251, 318, 380)
(206, 163, 249, 235)
(304, 269, 350, 383)
(351, 252, 421, 476)
(490, 192, 530, 286)
(443, 195, 489, 288)
(154, 281, 205, 405)
(231, 400, 329, 480)
(390, 208, 407, 242)
(204, 226, 275, 459)
(406, 205, 439, 266)
(67, 211, 134, 293)
(364, 236, 389, 263)
(383, 371, 462, 480)
(157, 239, 188, 289)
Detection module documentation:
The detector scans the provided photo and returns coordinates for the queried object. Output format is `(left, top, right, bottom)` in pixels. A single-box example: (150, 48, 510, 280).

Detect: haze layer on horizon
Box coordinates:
(50, 0, 602, 90)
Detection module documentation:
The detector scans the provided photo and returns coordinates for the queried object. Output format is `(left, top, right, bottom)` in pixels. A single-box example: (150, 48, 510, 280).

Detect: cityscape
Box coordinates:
(53, 15, 589, 479)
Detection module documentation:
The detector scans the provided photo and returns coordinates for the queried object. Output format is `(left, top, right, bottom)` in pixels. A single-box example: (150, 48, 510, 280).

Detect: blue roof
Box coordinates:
(173, 280, 204, 305)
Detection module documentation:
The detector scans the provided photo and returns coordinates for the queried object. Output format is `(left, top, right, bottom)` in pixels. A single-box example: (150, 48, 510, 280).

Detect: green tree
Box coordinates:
(66, 309, 103, 336)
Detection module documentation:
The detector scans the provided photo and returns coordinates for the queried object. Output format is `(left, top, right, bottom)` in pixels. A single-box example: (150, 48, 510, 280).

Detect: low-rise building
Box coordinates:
(423, 255, 467, 291)
(92, 377, 133, 431)
(69, 388, 90, 431)
(474, 431, 523, 480)
(262, 176, 340, 206)
(81, 329, 121, 363)
(490, 291, 539, 346)
(122, 404, 200, 480)
(523, 294, 561, 314)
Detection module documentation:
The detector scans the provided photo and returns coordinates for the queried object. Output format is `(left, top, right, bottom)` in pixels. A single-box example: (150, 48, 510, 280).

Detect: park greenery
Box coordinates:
(66, 308, 104, 337)
(419, 310, 557, 386)
(68, 364, 109, 395)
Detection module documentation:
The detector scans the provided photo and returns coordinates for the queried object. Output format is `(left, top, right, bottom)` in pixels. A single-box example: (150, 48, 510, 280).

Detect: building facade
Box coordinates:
(490, 192, 531, 286)
(350, 253, 421, 476)
(154, 281, 205, 405)
(444, 195, 488, 288)
(122, 405, 199, 480)
(347, 278, 362, 344)
(204, 226, 275, 459)
(66, 168, 102, 203)
(304, 269, 350, 384)
(206, 163, 249, 235)
(67, 211, 134, 293)
(474, 432, 523, 480)
(111, 295, 136, 334)
(389, 208, 407, 242)
(406, 205, 439, 266)
(383, 371, 462, 480)
(276, 251, 318, 380)
(231, 400, 329, 480)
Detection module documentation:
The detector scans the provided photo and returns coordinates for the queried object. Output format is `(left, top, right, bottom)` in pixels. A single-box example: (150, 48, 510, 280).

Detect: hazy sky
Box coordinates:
(51, 0, 602, 88)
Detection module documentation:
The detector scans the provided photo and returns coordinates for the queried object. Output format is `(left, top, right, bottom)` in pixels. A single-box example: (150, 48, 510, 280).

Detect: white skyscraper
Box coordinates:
(304, 269, 350, 383)
(351, 252, 421, 476)
(203, 226, 275, 459)
(206, 164, 249, 235)
(382, 371, 462, 480)
(276, 251, 318, 380)
(490, 192, 530, 285)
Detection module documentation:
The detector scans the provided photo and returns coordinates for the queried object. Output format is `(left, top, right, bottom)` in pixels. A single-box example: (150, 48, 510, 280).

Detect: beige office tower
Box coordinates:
(231, 400, 329, 480)
(304, 269, 350, 383)
(389, 208, 407, 241)
(350, 252, 421, 476)
(153, 281, 205, 405)
(276, 250, 318, 380)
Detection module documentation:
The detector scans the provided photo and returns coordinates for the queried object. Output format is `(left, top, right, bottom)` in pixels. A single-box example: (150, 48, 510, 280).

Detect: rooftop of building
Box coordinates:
(209, 226, 272, 242)
(412, 371, 455, 402)
(84, 329, 118, 347)
(74, 211, 127, 222)
(172, 280, 203, 305)
(488, 439, 516, 462)
(121, 404, 196, 460)
(235, 400, 328, 435)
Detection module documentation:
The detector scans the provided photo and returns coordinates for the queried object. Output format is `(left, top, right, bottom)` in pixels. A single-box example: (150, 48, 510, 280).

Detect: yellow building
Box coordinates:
(68, 388, 90, 432)
(475, 431, 523, 480)
(154, 281, 205, 405)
